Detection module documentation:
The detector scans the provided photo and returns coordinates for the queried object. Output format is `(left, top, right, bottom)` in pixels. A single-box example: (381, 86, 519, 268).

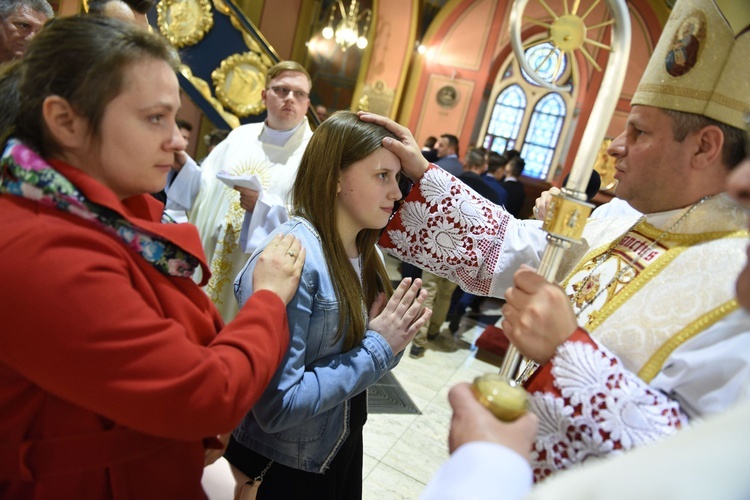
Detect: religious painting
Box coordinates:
(594, 138, 617, 191)
(665, 10, 706, 78)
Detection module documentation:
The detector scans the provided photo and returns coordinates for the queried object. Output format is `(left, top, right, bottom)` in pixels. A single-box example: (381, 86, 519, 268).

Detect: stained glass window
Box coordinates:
(483, 84, 526, 154)
(481, 38, 574, 182)
(522, 43, 566, 86)
(520, 93, 566, 179)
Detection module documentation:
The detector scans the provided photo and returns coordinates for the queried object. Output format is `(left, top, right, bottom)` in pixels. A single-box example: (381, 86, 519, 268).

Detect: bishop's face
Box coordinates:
(607, 105, 695, 214)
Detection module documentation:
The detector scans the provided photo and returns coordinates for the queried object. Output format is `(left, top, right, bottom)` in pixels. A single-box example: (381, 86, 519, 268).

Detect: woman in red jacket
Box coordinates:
(0, 15, 304, 499)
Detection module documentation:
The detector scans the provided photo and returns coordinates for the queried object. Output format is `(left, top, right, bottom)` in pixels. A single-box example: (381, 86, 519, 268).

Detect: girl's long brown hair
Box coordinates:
(291, 111, 396, 350)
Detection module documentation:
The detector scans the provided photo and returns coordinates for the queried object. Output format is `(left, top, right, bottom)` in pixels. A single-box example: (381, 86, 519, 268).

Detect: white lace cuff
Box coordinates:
(527, 331, 687, 481)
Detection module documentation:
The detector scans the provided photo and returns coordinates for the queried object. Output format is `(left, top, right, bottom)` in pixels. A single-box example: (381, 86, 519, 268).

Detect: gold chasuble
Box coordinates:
(558, 194, 747, 378)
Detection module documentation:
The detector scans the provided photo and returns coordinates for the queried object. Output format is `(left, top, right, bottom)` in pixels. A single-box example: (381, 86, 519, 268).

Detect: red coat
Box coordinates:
(0, 162, 289, 499)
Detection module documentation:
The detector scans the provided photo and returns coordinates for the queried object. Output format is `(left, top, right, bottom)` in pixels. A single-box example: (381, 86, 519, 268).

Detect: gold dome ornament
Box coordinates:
(471, 374, 528, 421)
(510, 0, 621, 89)
(550, 13, 585, 52)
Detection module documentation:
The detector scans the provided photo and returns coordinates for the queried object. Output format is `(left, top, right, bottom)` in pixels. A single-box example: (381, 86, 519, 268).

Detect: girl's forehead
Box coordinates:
(378, 147, 401, 167)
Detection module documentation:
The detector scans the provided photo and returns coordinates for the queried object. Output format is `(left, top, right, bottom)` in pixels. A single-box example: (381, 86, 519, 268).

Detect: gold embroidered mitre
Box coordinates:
(631, 0, 750, 130)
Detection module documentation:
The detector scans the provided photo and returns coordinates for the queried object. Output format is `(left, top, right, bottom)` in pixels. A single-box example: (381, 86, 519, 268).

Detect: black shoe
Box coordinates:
(469, 297, 484, 314)
(409, 345, 425, 358)
(427, 331, 440, 341)
(448, 313, 462, 333)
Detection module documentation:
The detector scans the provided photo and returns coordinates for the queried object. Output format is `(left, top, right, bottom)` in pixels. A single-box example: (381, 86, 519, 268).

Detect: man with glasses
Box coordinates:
(170, 61, 313, 322)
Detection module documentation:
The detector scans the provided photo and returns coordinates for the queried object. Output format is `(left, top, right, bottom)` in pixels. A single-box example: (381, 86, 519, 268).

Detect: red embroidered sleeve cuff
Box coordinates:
(522, 327, 685, 481)
(525, 327, 593, 396)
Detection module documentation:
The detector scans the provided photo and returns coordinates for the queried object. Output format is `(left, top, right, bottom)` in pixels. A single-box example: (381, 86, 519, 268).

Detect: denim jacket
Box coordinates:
(233, 216, 400, 473)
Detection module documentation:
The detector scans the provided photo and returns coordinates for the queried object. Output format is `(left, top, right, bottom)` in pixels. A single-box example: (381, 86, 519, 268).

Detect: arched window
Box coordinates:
(481, 41, 577, 181)
(483, 84, 526, 154)
(521, 93, 566, 179)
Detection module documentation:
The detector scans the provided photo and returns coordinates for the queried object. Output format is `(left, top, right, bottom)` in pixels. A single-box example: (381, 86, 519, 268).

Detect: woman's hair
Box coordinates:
(0, 60, 22, 141)
(292, 111, 397, 350)
(14, 15, 180, 156)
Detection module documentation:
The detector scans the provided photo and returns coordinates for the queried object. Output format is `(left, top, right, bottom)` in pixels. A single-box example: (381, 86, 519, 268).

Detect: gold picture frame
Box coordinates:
(436, 85, 459, 108)
(593, 138, 617, 192)
(212, 52, 267, 117)
(157, 0, 214, 48)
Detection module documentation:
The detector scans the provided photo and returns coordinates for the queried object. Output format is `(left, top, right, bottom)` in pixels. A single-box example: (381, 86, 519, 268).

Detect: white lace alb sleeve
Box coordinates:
(379, 165, 548, 296)
(650, 308, 750, 418)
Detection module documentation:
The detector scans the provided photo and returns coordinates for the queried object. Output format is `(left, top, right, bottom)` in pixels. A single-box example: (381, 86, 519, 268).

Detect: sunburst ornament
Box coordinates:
(510, 0, 629, 91)
(496, 0, 631, 385)
(508, 0, 630, 193)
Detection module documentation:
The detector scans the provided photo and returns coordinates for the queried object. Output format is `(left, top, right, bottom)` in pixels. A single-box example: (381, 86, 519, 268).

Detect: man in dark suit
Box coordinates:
(421, 136, 438, 163)
(482, 151, 508, 208)
(458, 149, 498, 204)
(501, 155, 526, 217)
(435, 134, 462, 176)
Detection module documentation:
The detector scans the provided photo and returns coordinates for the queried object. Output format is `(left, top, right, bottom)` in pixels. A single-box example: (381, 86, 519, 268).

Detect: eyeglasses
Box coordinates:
(268, 86, 310, 101)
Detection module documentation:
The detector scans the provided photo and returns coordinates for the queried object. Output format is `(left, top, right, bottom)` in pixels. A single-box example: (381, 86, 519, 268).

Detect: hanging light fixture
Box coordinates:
(321, 0, 372, 52)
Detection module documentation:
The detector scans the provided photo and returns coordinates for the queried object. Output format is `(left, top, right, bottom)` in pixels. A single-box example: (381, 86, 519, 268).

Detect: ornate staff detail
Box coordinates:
(500, 0, 631, 382)
(474, 0, 632, 417)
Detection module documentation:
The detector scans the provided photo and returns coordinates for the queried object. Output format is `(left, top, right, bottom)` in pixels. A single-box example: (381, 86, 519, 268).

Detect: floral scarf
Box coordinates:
(0, 139, 201, 279)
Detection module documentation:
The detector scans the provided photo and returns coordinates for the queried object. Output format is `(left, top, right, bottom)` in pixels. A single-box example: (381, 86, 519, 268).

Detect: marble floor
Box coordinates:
(361, 308, 502, 500)
(359, 253, 502, 497)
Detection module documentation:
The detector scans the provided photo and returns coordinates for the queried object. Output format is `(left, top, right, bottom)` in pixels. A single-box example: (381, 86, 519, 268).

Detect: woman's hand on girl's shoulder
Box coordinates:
(368, 278, 432, 355)
(252, 234, 305, 305)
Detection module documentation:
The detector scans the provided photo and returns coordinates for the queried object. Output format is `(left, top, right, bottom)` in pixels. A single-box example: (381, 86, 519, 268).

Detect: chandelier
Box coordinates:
(321, 0, 372, 52)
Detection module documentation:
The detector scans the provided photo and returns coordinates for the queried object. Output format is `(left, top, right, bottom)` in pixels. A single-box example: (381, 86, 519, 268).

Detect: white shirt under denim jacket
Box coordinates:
(233, 216, 402, 473)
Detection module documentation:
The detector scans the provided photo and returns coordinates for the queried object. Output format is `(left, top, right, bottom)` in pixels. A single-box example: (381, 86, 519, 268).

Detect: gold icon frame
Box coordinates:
(212, 52, 267, 117)
(157, 0, 214, 48)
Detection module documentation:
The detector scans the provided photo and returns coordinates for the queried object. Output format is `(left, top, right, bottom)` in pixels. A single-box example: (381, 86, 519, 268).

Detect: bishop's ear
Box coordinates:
(692, 125, 724, 170)
(41, 95, 88, 150)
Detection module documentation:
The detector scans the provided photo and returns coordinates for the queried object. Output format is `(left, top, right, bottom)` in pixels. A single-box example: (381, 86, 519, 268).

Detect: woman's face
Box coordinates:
(75, 58, 186, 200)
(337, 146, 403, 234)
